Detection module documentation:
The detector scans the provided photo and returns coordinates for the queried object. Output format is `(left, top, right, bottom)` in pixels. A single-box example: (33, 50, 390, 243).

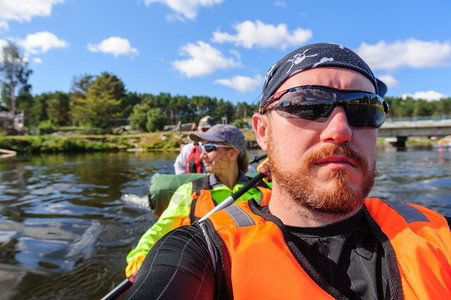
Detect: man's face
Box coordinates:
(256, 67, 378, 215)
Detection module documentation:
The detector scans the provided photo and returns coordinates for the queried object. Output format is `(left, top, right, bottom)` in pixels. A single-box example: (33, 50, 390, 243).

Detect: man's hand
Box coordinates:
(257, 158, 271, 181)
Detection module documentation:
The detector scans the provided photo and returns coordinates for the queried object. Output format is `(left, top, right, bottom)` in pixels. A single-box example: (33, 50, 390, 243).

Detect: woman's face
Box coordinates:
(200, 141, 235, 174)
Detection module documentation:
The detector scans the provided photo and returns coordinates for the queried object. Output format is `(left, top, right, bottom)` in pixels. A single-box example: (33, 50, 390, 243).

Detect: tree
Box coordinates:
(70, 72, 125, 128)
(47, 92, 71, 126)
(146, 108, 168, 132)
(69, 74, 94, 126)
(0, 41, 33, 113)
(121, 92, 143, 119)
(32, 93, 50, 126)
(212, 99, 235, 123)
(129, 102, 150, 131)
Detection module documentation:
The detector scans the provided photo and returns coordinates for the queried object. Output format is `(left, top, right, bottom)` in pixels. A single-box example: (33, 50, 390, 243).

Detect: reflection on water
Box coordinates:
(370, 150, 451, 216)
(0, 149, 450, 299)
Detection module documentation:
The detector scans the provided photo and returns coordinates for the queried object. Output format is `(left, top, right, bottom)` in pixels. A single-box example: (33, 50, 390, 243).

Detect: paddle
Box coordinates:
(249, 153, 267, 164)
(102, 170, 268, 299)
(101, 278, 132, 300)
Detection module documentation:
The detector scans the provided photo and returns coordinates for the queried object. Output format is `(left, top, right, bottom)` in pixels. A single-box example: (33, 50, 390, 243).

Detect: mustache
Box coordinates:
(305, 143, 369, 171)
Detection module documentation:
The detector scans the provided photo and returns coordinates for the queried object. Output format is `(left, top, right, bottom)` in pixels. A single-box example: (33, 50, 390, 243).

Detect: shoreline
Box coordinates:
(0, 131, 445, 154)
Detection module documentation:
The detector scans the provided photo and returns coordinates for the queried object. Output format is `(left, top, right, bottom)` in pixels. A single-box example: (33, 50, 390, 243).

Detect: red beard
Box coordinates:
(268, 132, 375, 215)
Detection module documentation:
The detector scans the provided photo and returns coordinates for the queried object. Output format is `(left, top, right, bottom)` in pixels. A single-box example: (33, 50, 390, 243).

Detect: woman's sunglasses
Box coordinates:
(201, 143, 231, 153)
(260, 85, 389, 128)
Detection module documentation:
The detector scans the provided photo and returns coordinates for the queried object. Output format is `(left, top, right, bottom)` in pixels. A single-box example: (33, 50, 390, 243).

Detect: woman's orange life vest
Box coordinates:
(186, 142, 202, 173)
(181, 176, 272, 226)
(204, 198, 451, 299)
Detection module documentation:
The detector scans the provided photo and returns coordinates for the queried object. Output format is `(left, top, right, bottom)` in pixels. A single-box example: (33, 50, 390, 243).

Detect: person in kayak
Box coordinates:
(125, 124, 271, 282)
(173, 115, 216, 174)
(126, 43, 451, 299)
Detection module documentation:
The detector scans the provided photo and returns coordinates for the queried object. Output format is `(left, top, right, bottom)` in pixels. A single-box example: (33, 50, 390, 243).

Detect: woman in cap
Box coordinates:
(125, 124, 271, 281)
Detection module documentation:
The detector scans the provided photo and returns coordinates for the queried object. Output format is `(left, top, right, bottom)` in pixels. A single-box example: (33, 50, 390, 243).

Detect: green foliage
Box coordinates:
(32, 93, 50, 126)
(70, 72, 125, 128)
(385, 96, 451, 119)
(38, 120, 54, 130)
(0, 135, 125, 153)
(231, 119, 250, 129)
(0, 41, 33, 112)
(3, 63, 450, 137)
(122, 92, 143, 118)
(129, 102, 150, 130)
(69, 74, 94, 126)
(47, 92, 71, 126)
(16, 92, 34, 128)
(146, 108, 168, 132)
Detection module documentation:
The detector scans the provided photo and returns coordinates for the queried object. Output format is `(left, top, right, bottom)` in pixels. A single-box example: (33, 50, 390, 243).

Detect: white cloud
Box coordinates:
(274, 1, 287, 7)
(377, 74, 399, 89)
(0, 21, 7, 30)
(356, 39, 451, 71)
(87, 37, 138, 58)
(172, 41, 240, 77)
(0, 0, 64, 30)
(402, 90, 447, 101)
(33, 57, 42, 64)
(212, 20, 312, 50)
(144, 0, 223, 20)
(20, 31, 68, 54)
(215, 75, 263, 93)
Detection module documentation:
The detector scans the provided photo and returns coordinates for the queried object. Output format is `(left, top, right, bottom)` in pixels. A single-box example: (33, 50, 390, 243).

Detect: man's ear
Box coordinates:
(252, 113, 269, 152)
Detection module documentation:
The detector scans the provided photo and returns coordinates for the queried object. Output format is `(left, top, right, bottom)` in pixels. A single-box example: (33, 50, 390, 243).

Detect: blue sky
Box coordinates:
(1, 0, 451, 105)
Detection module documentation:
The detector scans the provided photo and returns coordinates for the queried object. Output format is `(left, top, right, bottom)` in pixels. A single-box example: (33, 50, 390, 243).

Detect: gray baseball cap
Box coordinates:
(189, 124, 246, 155)
(198, 116, 216, 129)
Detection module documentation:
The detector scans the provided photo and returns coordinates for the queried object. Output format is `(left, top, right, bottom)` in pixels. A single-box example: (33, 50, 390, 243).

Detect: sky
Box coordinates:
(0, 0, 451, 106)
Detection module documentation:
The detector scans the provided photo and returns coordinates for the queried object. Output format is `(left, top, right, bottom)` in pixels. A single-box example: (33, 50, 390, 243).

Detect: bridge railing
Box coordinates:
(385, 115, 451, 123)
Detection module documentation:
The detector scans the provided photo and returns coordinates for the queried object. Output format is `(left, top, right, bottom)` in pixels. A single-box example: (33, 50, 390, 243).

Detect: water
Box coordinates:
(0, 149, 450, 299)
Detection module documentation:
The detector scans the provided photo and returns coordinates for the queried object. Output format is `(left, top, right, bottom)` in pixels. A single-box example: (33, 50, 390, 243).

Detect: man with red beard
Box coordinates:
(126, 43, 451, 300)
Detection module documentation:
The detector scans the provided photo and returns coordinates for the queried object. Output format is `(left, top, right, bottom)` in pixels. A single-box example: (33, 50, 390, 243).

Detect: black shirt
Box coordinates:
(286, 208, 388, 299)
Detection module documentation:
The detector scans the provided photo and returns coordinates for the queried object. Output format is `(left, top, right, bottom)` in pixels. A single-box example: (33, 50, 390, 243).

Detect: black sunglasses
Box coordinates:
(260, 85, 389, 128)
(201, 143, 231, 153)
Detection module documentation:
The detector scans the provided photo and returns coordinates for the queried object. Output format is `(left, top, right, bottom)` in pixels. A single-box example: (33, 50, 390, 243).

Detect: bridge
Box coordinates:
(379, 116, 451, 147)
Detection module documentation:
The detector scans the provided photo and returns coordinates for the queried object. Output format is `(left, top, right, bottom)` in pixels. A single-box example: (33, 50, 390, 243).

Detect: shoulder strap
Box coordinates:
(189, 175, 210, 223)
(191, 175, 210, 196)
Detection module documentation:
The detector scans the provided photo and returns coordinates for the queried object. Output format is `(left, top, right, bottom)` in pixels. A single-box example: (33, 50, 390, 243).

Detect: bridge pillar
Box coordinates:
(390, 136, 408, 148)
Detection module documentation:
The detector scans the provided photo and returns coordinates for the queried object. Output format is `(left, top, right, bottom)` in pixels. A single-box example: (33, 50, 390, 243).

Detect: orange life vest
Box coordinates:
(182, 176, 271, 226)
(205, 198, 451, 299)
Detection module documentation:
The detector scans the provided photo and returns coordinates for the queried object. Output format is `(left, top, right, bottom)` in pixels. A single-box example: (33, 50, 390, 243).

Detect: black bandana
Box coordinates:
(259, 43, 386, 110)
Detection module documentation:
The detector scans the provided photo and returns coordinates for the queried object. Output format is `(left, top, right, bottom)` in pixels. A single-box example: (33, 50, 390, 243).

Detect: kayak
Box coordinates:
(147, 173, 205, 217)
(147, 172, 261, 217)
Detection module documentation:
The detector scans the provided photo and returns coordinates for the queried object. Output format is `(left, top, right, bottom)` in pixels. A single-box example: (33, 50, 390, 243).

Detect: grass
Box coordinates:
(0, 130, 257, 154)
(0, 130, 441, 154)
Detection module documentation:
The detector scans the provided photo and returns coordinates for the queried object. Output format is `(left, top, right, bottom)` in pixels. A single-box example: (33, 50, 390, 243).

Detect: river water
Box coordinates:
(0, 148, 450, 299)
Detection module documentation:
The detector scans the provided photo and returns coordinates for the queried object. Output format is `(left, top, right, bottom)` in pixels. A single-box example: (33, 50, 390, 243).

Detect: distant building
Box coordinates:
(164, 121, 196, 132)
(0, 108, 24, 132)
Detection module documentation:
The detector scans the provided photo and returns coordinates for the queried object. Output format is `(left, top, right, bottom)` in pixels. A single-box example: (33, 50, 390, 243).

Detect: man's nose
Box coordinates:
(319, 106, 352, 144)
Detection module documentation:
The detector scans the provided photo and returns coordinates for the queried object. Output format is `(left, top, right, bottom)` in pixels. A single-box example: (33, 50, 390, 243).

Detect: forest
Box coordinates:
(1, 41, 450, 135)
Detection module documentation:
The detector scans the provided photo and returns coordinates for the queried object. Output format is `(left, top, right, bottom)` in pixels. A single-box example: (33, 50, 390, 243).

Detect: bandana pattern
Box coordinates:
(260, 43, 383, 110)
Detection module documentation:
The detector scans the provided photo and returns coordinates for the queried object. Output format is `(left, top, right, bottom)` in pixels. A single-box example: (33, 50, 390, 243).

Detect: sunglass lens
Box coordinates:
(346, 104, 385, 128)
(275, 102, 334, 122)
(203, 144, 216, 152)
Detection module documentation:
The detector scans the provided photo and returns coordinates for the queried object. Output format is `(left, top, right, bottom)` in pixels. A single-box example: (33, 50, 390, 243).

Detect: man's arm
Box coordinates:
(125, 224, 217, 299)
(125, 183, 194, 279)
